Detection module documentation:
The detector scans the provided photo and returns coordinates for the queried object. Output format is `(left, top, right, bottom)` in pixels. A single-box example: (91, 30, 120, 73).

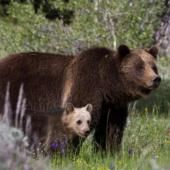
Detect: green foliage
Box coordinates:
(0, 0, 74, 24)
(0, 0, 164, 57)
(113, 0, 165, 47)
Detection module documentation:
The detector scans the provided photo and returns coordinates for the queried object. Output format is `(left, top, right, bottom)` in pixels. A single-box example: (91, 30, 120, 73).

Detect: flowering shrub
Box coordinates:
(0, 84, 49, 170)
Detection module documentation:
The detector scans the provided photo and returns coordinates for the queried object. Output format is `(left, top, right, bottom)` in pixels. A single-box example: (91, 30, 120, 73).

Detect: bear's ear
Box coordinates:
(65, 102, 74, 114)
(118, 45, 130, 59)
(147, 46, 159, 59)
(85, 104, 93, 113)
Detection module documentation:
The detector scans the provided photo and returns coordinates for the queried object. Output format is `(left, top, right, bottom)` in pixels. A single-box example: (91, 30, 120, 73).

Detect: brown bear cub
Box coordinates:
(33, 103, 93, 154)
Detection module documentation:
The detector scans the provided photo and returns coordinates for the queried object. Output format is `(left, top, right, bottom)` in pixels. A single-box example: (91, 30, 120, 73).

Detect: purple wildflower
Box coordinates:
(51, 142, 59, 150)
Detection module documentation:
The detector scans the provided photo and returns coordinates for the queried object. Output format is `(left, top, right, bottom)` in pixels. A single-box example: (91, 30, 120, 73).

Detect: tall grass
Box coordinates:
(49, 114, 169, 170)
(0, 84, 49, 170)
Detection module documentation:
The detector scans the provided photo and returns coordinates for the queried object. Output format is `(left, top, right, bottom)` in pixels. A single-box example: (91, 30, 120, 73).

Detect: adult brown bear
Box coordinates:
(0, 45, 161, 153)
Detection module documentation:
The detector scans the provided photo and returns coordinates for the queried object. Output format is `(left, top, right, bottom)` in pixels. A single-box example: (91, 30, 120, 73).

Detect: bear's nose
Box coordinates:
(153, 76, 161, 86)
(84, 130, 90, 136)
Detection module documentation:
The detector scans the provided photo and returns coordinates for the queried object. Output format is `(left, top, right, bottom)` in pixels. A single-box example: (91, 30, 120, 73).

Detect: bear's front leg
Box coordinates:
(94, 104, 128, 153)
(106, 105, 128, 152)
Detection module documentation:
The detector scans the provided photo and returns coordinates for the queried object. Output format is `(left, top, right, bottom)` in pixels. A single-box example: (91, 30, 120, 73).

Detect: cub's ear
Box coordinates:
(118, 44, 130, 58)
(85, 104, 93, 113)
(65, 102, 74, 114)
(147, 46, 159, 59)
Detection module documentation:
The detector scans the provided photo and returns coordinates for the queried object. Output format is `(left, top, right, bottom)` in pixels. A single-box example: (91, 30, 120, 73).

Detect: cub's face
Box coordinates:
(118, 45, 161, 98)
(62, 103, 93, 138)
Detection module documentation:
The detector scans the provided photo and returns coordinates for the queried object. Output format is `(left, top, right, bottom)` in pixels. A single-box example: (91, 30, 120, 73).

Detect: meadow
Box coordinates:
(0, 1, 169, 170)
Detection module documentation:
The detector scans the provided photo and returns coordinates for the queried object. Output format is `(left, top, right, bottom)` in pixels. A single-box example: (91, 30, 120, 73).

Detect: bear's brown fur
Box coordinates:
(0, 45, 161, 153)
(0, 52, 73, 112)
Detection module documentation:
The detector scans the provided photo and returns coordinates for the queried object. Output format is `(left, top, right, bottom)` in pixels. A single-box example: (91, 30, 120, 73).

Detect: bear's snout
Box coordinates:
(84, 130, 90, 136)
(152, 75, 161, 88)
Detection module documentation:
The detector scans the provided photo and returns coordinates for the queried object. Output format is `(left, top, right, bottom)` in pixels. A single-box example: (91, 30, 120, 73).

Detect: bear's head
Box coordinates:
(118, 45, 161, 99)
(62, 103, 93, 138)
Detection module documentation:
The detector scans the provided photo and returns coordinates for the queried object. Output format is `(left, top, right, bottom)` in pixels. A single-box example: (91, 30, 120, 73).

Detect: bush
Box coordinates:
(0, 0, 164, 57)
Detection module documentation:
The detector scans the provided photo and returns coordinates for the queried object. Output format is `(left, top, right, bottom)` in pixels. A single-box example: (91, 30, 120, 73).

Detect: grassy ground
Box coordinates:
(50, 114, 169, 170)
(50, 80, 170, 170)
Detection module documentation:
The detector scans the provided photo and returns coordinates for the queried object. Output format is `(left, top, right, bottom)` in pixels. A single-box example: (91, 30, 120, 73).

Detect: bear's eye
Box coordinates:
(76, 120, 82, 125)
(87, 120, 90, 125)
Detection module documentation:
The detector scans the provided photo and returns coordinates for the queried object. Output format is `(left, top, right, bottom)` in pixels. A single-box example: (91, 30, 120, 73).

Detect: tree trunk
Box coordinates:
(154, 0, 170, 57)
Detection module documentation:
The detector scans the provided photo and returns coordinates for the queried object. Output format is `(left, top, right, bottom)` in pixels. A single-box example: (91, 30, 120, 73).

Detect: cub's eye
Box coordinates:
(87, 120, 90, 124)
(76, 120, 82, 125)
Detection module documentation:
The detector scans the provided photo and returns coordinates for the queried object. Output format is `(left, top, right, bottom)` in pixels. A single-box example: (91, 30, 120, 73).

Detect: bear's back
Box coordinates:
(0, 52, 74, 113)
(0, 52, 73, 76)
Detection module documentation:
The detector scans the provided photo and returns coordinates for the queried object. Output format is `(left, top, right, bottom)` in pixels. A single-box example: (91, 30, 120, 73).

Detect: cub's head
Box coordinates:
(62, 103, 93, 138)
(118, 45, 161, 98)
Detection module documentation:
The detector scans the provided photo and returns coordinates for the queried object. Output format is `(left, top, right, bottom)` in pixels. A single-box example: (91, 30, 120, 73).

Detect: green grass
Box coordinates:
(49, 114, 170, 170)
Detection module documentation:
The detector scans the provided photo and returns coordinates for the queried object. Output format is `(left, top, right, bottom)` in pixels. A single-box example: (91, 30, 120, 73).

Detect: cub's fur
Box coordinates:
(39, 103, 93, 153)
